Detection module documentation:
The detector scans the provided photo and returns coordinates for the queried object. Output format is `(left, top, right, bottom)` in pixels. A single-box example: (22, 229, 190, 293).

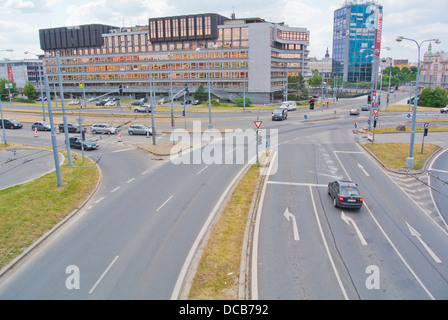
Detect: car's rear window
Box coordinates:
(340, 186, 360, 196)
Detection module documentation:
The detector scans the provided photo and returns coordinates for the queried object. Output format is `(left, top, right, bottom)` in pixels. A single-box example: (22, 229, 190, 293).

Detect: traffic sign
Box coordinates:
(254, 121, 262, 129)
(373, 109, 379, 115)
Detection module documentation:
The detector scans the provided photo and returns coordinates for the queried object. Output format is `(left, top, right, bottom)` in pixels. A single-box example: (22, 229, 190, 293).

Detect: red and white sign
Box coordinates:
(373, 109, 379, 115)
(254, 121, 262, 129)
(375, 11, 383, 56)
(7, 66, 14, 83)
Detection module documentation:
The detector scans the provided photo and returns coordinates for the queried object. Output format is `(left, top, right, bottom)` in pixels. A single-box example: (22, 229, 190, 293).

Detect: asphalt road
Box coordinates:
(1, 91, 448, 300)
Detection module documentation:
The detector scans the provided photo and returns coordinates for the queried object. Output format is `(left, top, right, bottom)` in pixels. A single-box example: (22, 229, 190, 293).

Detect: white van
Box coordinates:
(280, 101, 297, 111)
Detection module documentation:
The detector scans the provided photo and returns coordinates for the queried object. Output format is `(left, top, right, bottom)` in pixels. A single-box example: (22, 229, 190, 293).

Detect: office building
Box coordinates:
(420, 44, 448, 88)
(332, 1, 383, 83)
(38, 14, 310, 103)
(0, 59, 43, 91)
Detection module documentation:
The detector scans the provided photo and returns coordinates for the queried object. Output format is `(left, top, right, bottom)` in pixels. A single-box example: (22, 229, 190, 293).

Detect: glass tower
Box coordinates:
(332, 1, 383, 83)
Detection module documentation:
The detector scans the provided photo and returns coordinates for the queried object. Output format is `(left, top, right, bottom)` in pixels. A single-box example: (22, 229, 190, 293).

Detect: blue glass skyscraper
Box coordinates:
(332, 1, 383, 83)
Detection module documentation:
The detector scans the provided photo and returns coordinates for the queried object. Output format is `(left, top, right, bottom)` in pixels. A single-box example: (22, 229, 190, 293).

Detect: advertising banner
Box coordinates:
(7, 66, 14, 83)
(375, 11, 383, 56)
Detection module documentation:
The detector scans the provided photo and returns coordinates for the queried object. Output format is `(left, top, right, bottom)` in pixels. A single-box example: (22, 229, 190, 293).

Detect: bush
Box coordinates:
(234, 96, 251, 108)
(419, 87, 448, 108)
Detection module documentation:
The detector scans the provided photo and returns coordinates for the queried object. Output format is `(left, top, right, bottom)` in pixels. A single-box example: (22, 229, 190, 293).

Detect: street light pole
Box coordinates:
(25, 51, 46, 121)
(396, 36, 441, 168)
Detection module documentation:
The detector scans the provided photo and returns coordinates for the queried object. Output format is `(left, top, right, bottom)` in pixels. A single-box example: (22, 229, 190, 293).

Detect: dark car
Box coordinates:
(181, 99, 192, 105)
(361, 105, 370, 111)
(328, 180, 363, 209)
(58, 123, 80, 133)
(68, 136, 98, 150)
(192, 100, 202, 105)
(31, 121, 52, 131)
(96, 100, 107, 106)
(131, 101, 143, 106)
(0, 118, 23, 129)
(272, 108, 288, 121)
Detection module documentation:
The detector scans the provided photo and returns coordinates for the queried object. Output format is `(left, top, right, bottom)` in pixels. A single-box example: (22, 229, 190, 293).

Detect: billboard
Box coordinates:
(7, 66, 14, 83)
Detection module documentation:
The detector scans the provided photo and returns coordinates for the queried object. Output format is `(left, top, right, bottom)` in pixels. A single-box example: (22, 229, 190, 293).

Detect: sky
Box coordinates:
(0, 0, 447, 63)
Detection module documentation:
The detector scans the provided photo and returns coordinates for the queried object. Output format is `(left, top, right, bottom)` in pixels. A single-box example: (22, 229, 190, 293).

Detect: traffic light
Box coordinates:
(310, 98, 315, 109)
(118, 85, 123, 95)
(184, 83, 189, 94)
(424, 127, 428, 136)
(373, 119, 377, 128)
(367, 95, 371, 104)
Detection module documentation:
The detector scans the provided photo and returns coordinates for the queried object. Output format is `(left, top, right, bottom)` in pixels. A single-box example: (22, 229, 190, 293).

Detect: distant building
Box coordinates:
(332, 0, 383, 83)
(420, 43, 448, 88)
(0, 59, 43, 91)
(308, 48, 332, 83)
(38, 14, 310, 103)
(393, 59, 409, 69)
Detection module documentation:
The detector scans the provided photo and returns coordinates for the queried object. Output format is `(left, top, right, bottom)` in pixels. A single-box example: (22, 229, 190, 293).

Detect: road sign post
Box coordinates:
(254, 121, 262, 167)
(421, 122, 429, 154)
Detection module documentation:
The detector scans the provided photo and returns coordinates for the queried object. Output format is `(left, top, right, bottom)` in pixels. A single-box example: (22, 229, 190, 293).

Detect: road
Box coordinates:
(1, 91, 448, 300)
(251, 98, 448, 300)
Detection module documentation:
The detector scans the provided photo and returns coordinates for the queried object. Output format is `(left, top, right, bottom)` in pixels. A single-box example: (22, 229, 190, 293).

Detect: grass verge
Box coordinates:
(188, 164, 261, 300)
(364, 142, 440, 170)
(0, 149, 99, 270)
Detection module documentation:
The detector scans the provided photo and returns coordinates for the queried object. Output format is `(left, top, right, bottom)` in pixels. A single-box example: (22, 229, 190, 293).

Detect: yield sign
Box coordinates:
(373, 108, 379, 115)
(254, 121, 262, 129)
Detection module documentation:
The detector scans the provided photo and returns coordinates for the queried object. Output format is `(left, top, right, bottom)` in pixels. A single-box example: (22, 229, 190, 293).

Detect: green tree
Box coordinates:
(194, 85, 208, 101)
(419, 87, 448, 108)
(22, 82, 37, 100)
(234, 96, 252, 108)
(287, 74, 309, 100)
(0, 79, 19, 101)
(308, 74, 322, 87)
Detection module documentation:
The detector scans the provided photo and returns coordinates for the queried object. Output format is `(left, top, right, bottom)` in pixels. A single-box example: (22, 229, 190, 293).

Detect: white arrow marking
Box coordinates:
(283, 208, 300, 241)
(357, 163, 370, 176)
(406, 222, 442, 264)
(341, 211, 368, 246)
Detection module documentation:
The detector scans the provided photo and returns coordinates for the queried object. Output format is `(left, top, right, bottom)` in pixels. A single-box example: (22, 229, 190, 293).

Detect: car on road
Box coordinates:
(328, 180, 363, 209)
(68, 100, 80, 105)
(90, 123, 117, 134)
(0, 118, 23, 129)
(272, 108, 288, 121)
(280, 101, 297, 111)
(68, 136, 98, 150)
(31, 121, 52, 131)
(58, 122, 80, 133)
(181, 99, 191, 105)
(131, 101, 143, 106)
(361, 105, 370, 111)
(96, 100, 107, 106)
(133, 105, 151, 113)
(192, 100, 202, 105)
(128, 124, 155, 135)
(350, 108, 360, 115)
(440, 106, 448, 113)
(105, 101, 116, 106)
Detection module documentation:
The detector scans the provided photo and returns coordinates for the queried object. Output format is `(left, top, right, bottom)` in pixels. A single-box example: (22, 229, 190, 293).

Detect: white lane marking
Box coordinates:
(111, 187, 120, 193)
(89, 255, 119, 294)
(94, 196, 105, 204)
(126, 178, 135, 184)
(283, 208, 300, 241)
(111, 148, 134, 153)
(196, 166, 209, 175)
(406, 222, 442, 264)
(341, 211, 368, 246)
(156, 195, 173, 212)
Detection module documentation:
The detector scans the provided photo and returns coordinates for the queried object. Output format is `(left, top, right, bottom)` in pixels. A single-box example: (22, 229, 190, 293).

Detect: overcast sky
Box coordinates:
(1, 0, 447, 62)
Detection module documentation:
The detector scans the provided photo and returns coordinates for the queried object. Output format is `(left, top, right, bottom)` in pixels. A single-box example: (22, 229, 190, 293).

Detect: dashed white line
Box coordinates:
(94, 196, 105, 204)
(156, 195, 173, 212)
(126, 178, 135, 184)
(111, 187, 121, 193)
(88, 255, 119, 294)
(196, 166, 209, 175)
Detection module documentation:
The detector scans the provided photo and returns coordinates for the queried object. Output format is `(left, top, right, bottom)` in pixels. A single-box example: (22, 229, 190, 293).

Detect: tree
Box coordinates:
(308, 74, 322, 87)
(0, 78, 19, 101)
(194, 85, 208, 101)
(419, 87, 448, 108)
(22, 82, 37, 100)
(234, 96, 251, 108)
(287, 74, 309, 100)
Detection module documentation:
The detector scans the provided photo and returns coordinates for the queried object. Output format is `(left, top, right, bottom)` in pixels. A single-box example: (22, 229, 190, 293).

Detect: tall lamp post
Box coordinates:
(396, 36, 441, 168)
(25, 51, 46, 121)
(0, 49, 13, 146)
(196, 45, 217, 130)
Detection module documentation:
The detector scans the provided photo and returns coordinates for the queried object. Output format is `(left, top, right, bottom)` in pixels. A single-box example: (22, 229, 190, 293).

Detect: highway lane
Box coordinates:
(0, 122, 254, 299)
(252, 112, 448, 300)
(429, 149, 448, 227)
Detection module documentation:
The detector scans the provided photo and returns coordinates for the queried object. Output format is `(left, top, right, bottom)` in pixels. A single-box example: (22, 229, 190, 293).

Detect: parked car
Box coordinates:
(68, 136, 98, 150)
(105, 101, 116, 106)
(440, 106, 448, 114)
(350, 108, 360, 115)
(361, 105, 370, 111)
(133, 105, 151, 113)
(58, 122, 80, 133)
(192, 100, 202, 105)
(0, 118, 23, 129)
(131, 101, 143, 106)
(280, 101, 297, 111)
(128, 124, 154, 135)
(181, 99, 192, 105)
(328, 180, 363, 209)
(68, 100, 80, 105)
(96, 100, 107, 106)
(90, 123, 117, 134)
(31, 121, 52, 131)
(272, 108, 288, 121)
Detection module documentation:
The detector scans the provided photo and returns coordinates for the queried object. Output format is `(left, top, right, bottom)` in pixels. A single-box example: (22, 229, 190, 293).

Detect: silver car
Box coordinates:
(128, 124, 154, 135)
(133, 105, 151, 113)
(90, 123, 117, 134)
